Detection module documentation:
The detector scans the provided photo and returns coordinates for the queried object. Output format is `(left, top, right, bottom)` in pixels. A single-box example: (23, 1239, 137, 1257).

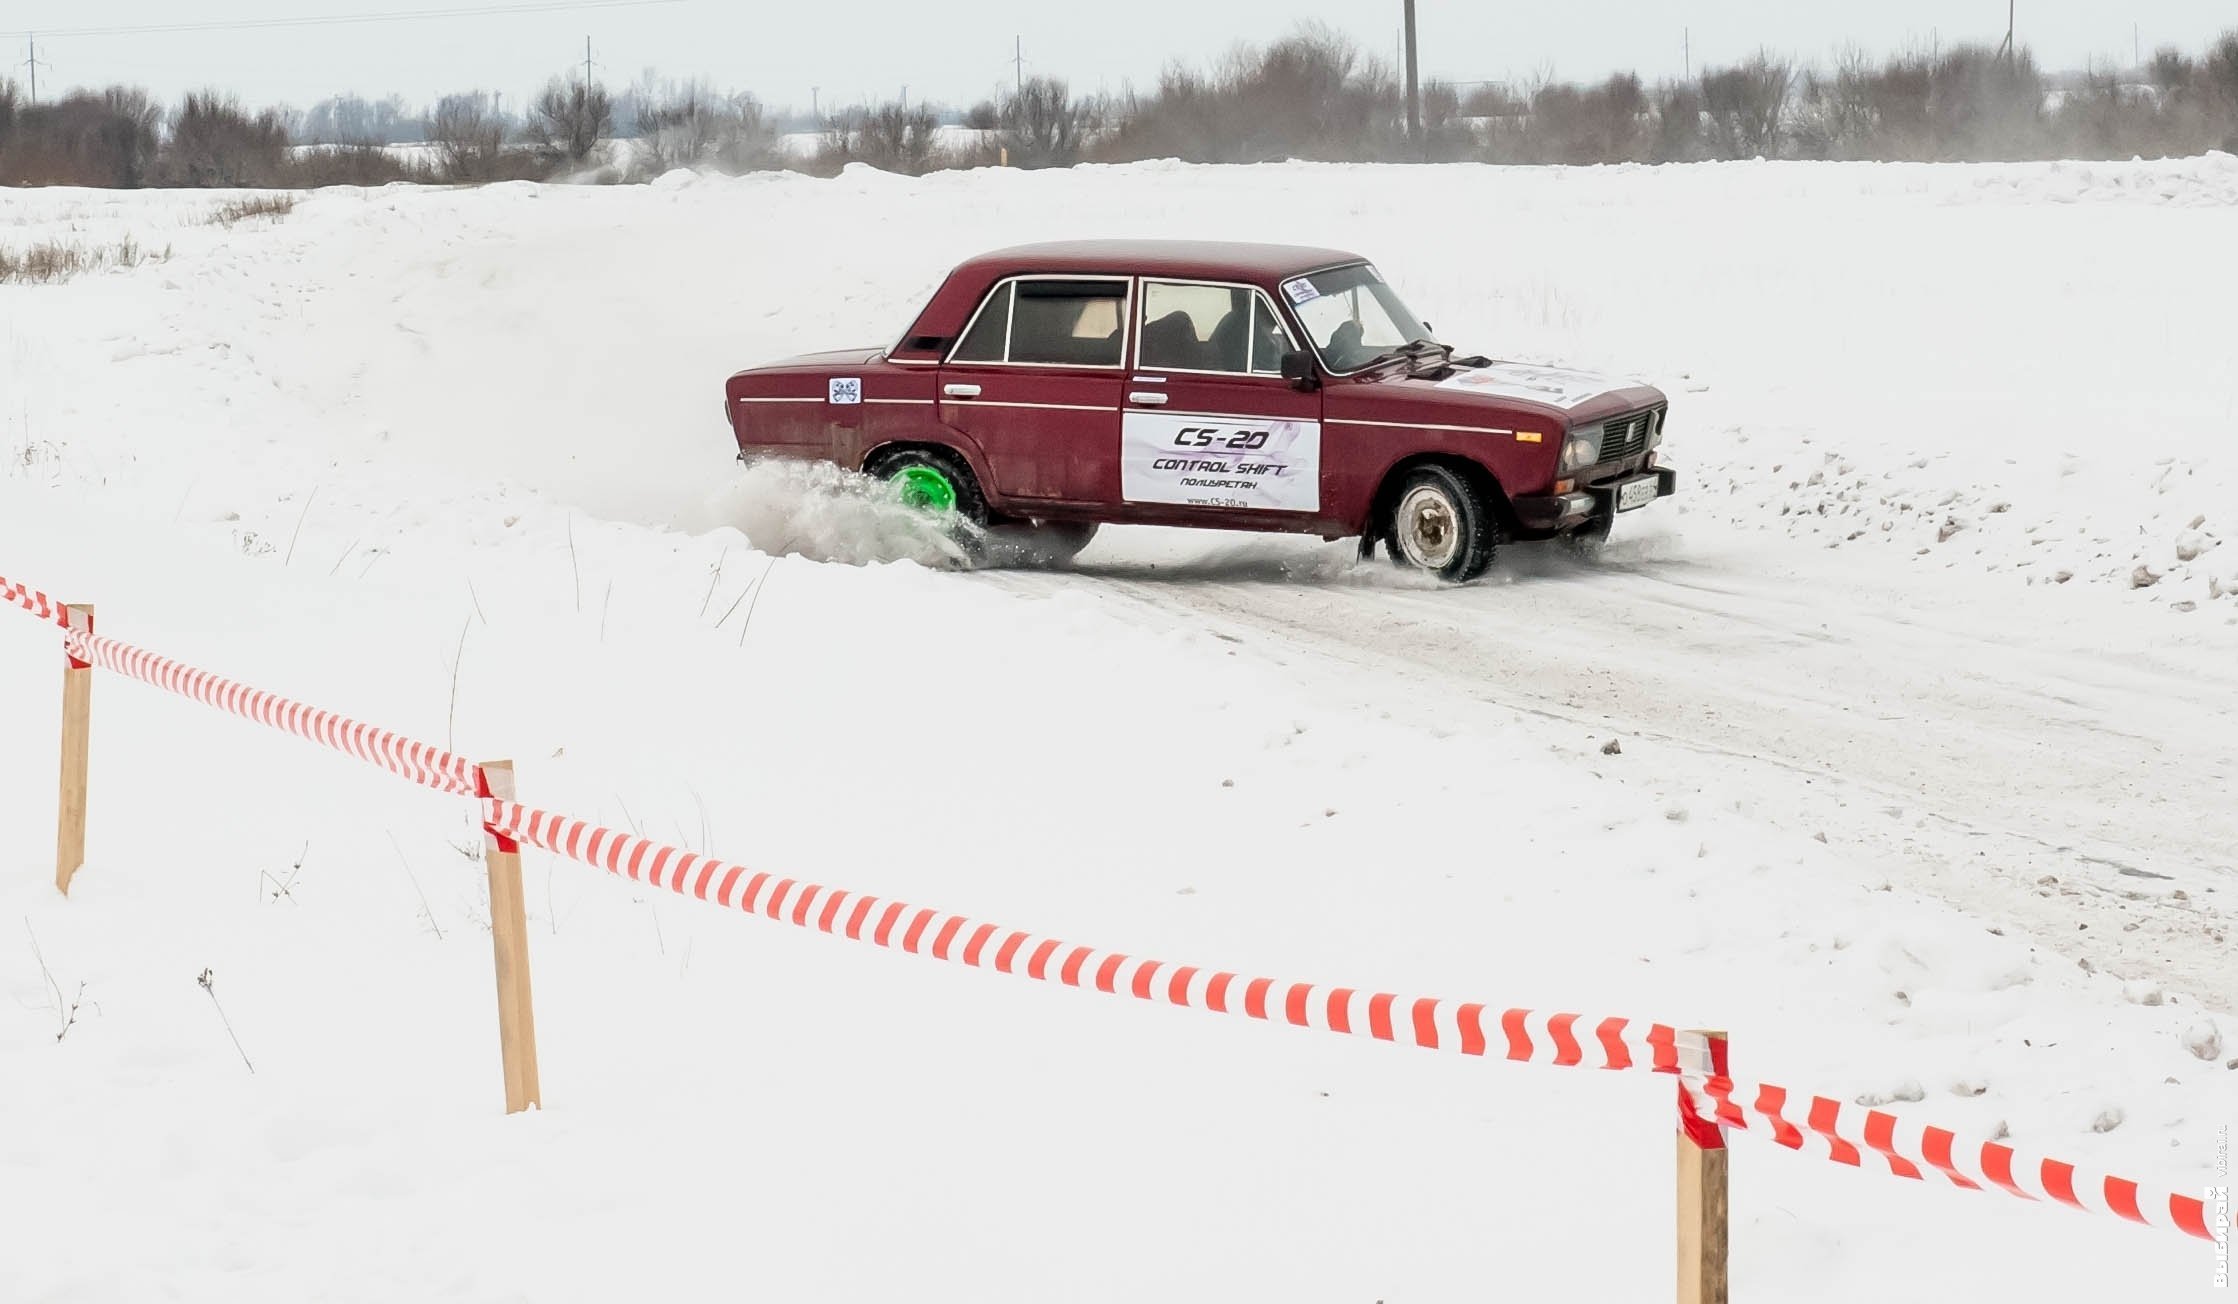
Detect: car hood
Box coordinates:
(742, 347, 887, 372)
(1390, 360, 1664, 427)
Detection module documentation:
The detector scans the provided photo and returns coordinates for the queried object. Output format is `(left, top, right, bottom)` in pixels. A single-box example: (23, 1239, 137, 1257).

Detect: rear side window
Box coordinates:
(949, 278, 1127, 368)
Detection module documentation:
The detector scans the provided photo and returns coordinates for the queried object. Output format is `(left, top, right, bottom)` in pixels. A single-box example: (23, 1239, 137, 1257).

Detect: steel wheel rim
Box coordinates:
(892, 464, 957, 514)
(1395, 484, 1461, 569)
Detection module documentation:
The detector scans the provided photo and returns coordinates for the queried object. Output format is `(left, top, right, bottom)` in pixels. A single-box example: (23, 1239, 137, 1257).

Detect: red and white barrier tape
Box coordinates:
(1, 574, 71, 628)
(482, 796, 1684, 1074)
(1680, 1073, 2214, 1242)
(68, 628, 479, 798)
(9, 568, 2213, 1245)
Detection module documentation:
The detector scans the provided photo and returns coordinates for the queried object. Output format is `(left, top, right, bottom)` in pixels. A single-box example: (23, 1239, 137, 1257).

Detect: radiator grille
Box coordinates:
(1598, 407, 1664, 462)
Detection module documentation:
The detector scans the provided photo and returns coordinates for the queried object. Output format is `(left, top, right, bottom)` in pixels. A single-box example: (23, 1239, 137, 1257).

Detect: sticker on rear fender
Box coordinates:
(1122, 412, 1321, 512)
(828, 377, 862, 405)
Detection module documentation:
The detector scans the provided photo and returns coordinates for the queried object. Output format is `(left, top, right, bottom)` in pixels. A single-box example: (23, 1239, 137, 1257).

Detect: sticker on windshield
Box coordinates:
(1436, 362, 1618, 410)
(1121, 412, 1320, 512)
(828, 377, 862, 405)
(1280, 277, 1321, 306)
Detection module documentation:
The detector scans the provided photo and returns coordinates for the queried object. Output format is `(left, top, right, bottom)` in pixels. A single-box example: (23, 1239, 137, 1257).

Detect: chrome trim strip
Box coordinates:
(1327, 417, 1516, 436)
(1145, 410, 1322, 424)
(864, 397, 934, 405)
(735, 397, 822, 404)
(943, 399, 1112, 413)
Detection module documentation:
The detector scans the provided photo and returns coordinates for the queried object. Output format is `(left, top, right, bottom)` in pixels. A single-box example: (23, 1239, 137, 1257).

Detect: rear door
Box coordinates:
(1121, 279, 1323, 516)
(938, 276, 1127, 505)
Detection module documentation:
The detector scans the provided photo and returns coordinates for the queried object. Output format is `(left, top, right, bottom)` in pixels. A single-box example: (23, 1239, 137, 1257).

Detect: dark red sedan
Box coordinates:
(725, 240, 1674, 581)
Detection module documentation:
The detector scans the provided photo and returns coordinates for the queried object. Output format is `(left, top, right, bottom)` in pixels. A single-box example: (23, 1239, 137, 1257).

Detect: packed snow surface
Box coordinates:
(4, 156, 2235, 1301)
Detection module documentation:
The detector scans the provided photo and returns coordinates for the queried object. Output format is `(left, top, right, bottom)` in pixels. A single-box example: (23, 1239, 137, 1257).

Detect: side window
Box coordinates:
(1006, 280, 1127, 366)
(1140, 281, 1250, 372)
(951, 283, 1012, 363)
(1249, 296, 1298, 375)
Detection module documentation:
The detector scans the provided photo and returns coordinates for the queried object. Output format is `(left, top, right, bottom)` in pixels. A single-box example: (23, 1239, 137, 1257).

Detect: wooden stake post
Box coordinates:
(479, 761, 542, 1113)
(1677, 1029, 1730, 1304)
(54, 604, 94, 895)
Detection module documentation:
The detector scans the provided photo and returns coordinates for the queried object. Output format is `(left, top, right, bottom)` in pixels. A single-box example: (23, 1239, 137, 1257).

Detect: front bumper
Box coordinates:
(1512, 465, 1678, 534)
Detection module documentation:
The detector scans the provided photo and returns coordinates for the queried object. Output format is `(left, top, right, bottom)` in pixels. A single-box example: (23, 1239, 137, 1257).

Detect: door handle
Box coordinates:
(1129, 392, 1169, 406)
(942, 383, 981, 398)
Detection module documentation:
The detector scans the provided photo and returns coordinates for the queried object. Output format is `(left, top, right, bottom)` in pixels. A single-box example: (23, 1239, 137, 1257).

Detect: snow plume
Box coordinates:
(698, 457, 971, 568)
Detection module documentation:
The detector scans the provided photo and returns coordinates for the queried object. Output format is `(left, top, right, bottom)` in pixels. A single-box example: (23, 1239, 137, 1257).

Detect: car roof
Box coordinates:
(953, 240, 1367, 285)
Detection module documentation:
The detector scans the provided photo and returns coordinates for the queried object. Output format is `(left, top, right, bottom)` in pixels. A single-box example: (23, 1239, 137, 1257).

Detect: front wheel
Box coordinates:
(1382, 465, 1498, 583)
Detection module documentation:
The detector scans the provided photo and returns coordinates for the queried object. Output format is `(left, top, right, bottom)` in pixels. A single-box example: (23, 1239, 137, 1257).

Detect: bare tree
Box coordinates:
(632, 81, 781, 175)
(999, 77, 1088, 167)
(819, 100, 941, 174)
(158, 91, 290, 186)
(529, 76, 612, 162)
(1700, 54, 1793, 158)
(429, 92, 507, 180)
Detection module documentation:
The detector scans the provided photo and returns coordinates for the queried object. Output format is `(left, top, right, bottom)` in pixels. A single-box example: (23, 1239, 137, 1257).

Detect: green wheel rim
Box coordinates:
(892, 464, 957, 514)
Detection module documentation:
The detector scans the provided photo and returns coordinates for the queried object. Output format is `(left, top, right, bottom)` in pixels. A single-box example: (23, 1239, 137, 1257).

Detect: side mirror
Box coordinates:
(1279, 349, 1318, 390)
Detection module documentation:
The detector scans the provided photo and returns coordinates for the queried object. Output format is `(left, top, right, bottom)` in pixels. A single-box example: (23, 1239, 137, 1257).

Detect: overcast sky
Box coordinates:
(10, 0, 2236, 113)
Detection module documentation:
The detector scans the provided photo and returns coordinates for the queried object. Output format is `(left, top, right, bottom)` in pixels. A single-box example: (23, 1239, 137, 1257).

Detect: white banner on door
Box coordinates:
(1121, 411, 1321, 512)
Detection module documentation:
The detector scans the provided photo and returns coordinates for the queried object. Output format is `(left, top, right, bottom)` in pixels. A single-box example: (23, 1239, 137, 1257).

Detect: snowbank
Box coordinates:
(3, 157, 2233, 1301)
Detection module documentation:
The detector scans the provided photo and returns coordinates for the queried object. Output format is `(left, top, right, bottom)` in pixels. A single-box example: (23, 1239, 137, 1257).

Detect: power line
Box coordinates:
(3, 0, 683, 41)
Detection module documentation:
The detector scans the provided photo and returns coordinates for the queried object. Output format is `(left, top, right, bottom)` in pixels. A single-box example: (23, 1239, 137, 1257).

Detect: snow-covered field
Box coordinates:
(3, 157, 2234, 1301)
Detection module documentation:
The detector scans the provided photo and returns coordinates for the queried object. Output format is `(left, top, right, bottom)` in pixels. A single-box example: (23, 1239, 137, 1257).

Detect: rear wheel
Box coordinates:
(1382, 465, 1497, 583)
(866, 446, 990, 559)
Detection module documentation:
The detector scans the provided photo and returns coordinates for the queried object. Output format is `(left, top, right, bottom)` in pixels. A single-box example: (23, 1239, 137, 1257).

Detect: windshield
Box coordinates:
(1279, 264, 1433, 372)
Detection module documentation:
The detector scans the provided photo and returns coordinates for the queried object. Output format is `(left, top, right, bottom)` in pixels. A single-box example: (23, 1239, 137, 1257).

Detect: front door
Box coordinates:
(937, 276, 1127, 505)
(1120, 279, 1322, 516)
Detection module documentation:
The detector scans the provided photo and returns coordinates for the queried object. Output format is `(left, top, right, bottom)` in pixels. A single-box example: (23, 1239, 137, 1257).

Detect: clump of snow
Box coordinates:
(2119, 980, 2166, 1006)
(1855, 1078, 1928, 1106)
(2182, 1020, 2224, 1061)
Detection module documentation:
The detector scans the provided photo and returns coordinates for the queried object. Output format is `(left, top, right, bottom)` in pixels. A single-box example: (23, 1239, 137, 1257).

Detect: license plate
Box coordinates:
(1616, 477, 1659, 511)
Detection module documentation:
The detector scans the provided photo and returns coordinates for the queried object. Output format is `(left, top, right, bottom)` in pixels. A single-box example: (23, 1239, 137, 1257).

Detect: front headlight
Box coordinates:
(1560, 425, 1602, 472)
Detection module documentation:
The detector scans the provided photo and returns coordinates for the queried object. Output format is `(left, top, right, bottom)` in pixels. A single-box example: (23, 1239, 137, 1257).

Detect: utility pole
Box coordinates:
(1402, 0, 1420, 149)
(1997, 0, 2016, 65)
(1012, 36, 1024, 95)
(583, 35, 594, 91)
(1684, 27, 1691, 80)
(23, 34, 46, 104)
(811, 86, 820, 119)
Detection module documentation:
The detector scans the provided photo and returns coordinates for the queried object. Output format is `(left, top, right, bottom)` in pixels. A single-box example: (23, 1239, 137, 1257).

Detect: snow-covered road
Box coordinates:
(5, 158, 2234, 1301)
(1011, 514, 2238, 1006)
